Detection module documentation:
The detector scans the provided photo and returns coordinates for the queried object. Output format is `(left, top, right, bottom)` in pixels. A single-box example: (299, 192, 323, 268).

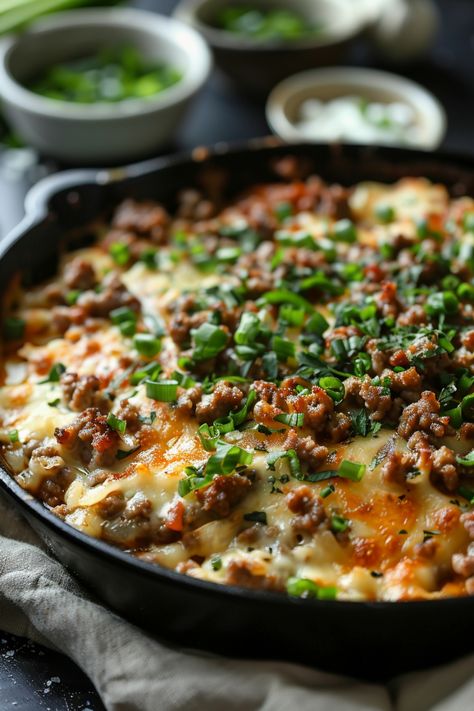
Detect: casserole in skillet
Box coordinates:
(1, 143, 474, 674)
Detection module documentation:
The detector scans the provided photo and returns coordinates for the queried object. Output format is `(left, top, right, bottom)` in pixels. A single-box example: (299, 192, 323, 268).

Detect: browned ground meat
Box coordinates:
(60, 372, 109, 413)
(112, 198, 170, 242)
(78, 274, 140, 318)
(383, 367, 422, 401)
(123, 492, 153, 521)
(195, 473, 252, 517)
(381, 450, 417, 484)
(398, 391, 450, 440)
(345, 375, 395, 421)
(97, 492, 125, 519)
(286, 485, 327, 534)
(225, 560, 281, 591)
(195, 381, 244, 424)
(283, 429, 328, 471)
(51, 305, 86, 334)
(430, 445, 459, 491)
(176, 384, 204, 416)
(55, 407, 120, 468)
(113, 399, 142, 434)
(64, 258, 96, 291)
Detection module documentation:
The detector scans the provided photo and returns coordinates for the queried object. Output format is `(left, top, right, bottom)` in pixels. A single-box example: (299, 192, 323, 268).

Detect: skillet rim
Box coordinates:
(2, 137, 474, 612)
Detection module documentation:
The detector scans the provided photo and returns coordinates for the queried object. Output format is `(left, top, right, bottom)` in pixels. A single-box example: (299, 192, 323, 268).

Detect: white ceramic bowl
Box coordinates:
(0, 8, 212, 164)
(266, 66, 446, 149)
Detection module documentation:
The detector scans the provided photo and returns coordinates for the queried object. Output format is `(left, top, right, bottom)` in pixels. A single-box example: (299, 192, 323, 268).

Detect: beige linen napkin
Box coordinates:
(0, 493, 473, 711)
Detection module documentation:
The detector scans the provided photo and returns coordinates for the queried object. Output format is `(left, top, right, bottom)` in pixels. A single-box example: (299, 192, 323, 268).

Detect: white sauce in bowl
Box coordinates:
(296, 95, 421, 146)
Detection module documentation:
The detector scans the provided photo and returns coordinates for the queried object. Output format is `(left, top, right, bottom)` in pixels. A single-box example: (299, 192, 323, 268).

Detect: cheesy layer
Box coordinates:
(1, 171, 474, 602)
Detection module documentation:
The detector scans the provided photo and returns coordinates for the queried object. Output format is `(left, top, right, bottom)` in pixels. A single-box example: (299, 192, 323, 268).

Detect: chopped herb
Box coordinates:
(330, 514, 350, 533)
(211, 555, 222, 571)
(287, 577, 337, 600)
(320, 484, 335, 498)
(456, 451, 474, 467)
(47, 398, 61, 408)
(40, 363, 66, 384)
(191, 323, 228, 361)
(133, 333, 161, 357)
(274, 412, 304, 427)
(267, 449, 302, 480)
(243, 511, 267, 524)
(375, 204, 396, 223)
(116, 445, 141, 460)
(109, 242, 130, 266)
(145, 379, 179, 402)
(332, 219, 357, 243)
(423, 529, 440, 542)
(7, 430, 19, 444)
(65, 290, 81, 305)
(106, 412, 127, 435)
(138, 411, 157, 425)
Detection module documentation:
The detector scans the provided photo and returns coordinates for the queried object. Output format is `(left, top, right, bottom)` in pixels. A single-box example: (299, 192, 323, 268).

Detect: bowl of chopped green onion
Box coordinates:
(0, 8, 212, 163)
(174, 0, 363, 95)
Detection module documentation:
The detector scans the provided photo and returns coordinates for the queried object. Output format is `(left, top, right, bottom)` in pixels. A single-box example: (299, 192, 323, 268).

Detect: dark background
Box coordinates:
(0, 0, 473, 708)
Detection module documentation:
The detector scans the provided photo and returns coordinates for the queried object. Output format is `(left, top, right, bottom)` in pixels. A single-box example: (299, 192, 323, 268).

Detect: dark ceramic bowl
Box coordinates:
(174, 0, 364, 95)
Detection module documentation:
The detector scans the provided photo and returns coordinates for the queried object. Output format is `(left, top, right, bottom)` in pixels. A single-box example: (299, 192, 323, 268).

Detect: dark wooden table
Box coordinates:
(0, 1, 473, 708)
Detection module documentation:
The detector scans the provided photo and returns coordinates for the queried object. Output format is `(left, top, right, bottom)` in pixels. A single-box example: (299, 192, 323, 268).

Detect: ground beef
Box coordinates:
(176, 384, 203, 416)
(286, 485, 327, 534)
(123, 492, 153, 521)
(195, 473, 252, 517)
(97, 492, 126, 519)
(225, 560, 281, 591)
(60, 372, 109, 413)
(51, 305, 86, 334)
(381, 450, 417, 484)
(397, 391, 450, 440)
(430, 445, 459, 491)
(195, 381, 244, 425)
(375, 281, 401, 319)
(37, 469, 74, 508)
(283, 429, 328, 471)
(112, 198, 170, 243)
(55, 407, 120, 468)
(78, 273, 140, 318)
(64, 258, 96, 291)
(113, 399, 142, 434)
(345, 375, 393, 421)
(383, 367, 422, 401)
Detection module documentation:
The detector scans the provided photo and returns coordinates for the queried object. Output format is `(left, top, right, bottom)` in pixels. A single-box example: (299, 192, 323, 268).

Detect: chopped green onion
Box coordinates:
(463, 211, 474, 233)
(330, 514, 350, 533)
(110, 306, 137, 325)
(332, 219, 357, 243)
(267, 449, 302, 480)
(145, 379, 179, 402)
(320, 484, 335, 498)
(133, 333, 161, 357)
(305, 311, 329, 336)
(456, 451, 474, 467)
(234, 312, 263, 345)
(279, 304, 306, 327)
(130, 362, 161, 385)
(8, 430, 19, 444)
(318, 375, 345, 403)
(274, 412, 304, 427)
(191, 323, 228, 361)
(211, 555, 222, 571)
(259, 289, 314, 313)
(109, 242, 130, 266)
(274, 201, 292, 222)
(425, 291, 459, 316)
(338, 459, 366, 481)
(106, 412, 127, 435)
(272, 335, 295, 362)
(375, 204, 396, 223)
(39, 362, 66, 384)
(47, 398, 61, 408)
(65, 290, 81, 305)
(287, 577, 337, 600)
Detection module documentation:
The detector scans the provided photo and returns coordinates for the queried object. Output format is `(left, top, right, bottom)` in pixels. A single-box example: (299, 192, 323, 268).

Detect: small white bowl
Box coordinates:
(0, 8, 212, 164)
(266, 66, 446, 149)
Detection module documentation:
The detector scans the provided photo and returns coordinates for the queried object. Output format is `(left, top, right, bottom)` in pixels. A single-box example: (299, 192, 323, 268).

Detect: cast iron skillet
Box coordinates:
(1, 141, 473, 680)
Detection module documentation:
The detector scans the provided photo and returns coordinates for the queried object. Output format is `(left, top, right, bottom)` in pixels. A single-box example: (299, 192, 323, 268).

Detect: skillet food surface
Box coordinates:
(2, 154, 474, 604)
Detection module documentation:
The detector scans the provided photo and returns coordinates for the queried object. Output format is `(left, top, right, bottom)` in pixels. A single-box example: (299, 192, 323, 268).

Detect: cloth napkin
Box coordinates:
(1, 493, 473, 711)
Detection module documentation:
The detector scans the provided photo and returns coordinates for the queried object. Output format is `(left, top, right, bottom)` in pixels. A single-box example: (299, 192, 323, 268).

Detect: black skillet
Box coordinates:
(1, 141, 473, 680)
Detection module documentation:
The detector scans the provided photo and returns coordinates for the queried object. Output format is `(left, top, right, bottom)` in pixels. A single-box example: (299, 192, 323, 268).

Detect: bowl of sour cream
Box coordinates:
(266, 66, 446, 149)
